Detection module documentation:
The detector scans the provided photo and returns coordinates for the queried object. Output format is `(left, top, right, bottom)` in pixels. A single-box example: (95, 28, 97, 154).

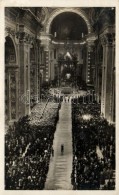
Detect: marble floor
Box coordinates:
(44, 101, 73, 190)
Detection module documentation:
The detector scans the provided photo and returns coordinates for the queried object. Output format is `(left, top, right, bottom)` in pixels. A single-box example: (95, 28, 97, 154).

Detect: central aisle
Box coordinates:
(44, 100, 73, 190)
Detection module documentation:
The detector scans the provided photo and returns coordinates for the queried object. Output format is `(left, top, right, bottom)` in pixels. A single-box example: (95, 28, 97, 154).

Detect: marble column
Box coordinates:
(110, 39, 115, 122)
(15, 69, 19, 120)
(44, 47, 49, 82)
(82, 45, 87, 82)
(36, 39, 41, 102)
(40, 34, 52, 82)
(8, 70, 11, 121)
(33, 43, 39, 103)
(101, 39, 106, 115)
(38, 45, 41, 101)
(94, 42, 102, 103)
(86, 44, 91, 84)
(101, 33, 115, 122)
(18, 31, 32, 116)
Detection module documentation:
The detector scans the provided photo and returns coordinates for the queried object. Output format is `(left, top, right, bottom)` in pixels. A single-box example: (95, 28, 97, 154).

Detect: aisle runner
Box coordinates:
(44, 101, 73, 190)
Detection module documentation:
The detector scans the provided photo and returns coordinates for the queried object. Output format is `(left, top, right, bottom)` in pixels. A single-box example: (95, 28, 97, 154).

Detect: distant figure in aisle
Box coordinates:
(51, 147, 54, 157)
(61, 144, 64, 155)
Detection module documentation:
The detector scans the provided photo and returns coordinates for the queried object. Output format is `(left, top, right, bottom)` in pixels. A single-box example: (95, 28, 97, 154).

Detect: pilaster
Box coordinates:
(5, 65, 19, 124)
(17, 26, 34, 116)
(40, 33, 52, 82)
(100, 32, 115, 122)
(86, 41, 95, 85)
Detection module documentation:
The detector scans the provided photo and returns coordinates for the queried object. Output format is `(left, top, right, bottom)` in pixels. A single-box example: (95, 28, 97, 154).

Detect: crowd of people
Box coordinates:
(71, 99, 115, 190)
(5, 101, 60, 190)
(5, 88, 115, 190)
(71, 92, 97, 105)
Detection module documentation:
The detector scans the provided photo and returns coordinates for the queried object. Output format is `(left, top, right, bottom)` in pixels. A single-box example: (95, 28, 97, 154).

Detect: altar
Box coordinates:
(57, 51, 78, 88)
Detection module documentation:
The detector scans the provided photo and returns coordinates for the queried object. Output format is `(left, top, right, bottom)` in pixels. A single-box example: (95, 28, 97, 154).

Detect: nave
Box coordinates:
(5, 89, 115, 190)
(45, 101, 72, 190)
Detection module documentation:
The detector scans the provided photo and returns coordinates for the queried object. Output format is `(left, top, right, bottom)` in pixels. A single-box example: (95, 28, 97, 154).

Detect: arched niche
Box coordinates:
(50, 12, 88, 40)
(5, 36, 16, 65)
(5, 36, 18, 123)
(45, 8, 92, 35)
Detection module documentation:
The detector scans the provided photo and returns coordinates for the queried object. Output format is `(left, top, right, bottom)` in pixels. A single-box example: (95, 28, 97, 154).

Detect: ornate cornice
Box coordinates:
(16, 32, 35, 44)
(5, 27, 16, 37)
(86, 33, 97, 44)
(5, 65, 19, 69)
(5, 26, 41, 45)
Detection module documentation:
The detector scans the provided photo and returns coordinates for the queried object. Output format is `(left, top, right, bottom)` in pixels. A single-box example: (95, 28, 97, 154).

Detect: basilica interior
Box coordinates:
(5, 7, 115, 190)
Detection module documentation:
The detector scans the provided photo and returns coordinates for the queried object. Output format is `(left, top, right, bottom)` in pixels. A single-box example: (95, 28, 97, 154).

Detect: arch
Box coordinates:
(5, 35, 18, 65)
(46, 8, 92, 34)
(5, 35, 18, 122)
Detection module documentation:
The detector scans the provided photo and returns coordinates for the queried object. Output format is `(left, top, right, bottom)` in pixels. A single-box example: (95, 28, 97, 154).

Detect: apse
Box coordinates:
(50, 12, 88, 40)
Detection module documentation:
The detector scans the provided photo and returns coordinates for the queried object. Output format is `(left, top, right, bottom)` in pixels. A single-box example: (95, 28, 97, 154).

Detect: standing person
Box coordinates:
(61, 144, 64, 154)
(65, 97, 66, 102)
(51, 147, 54, 157)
